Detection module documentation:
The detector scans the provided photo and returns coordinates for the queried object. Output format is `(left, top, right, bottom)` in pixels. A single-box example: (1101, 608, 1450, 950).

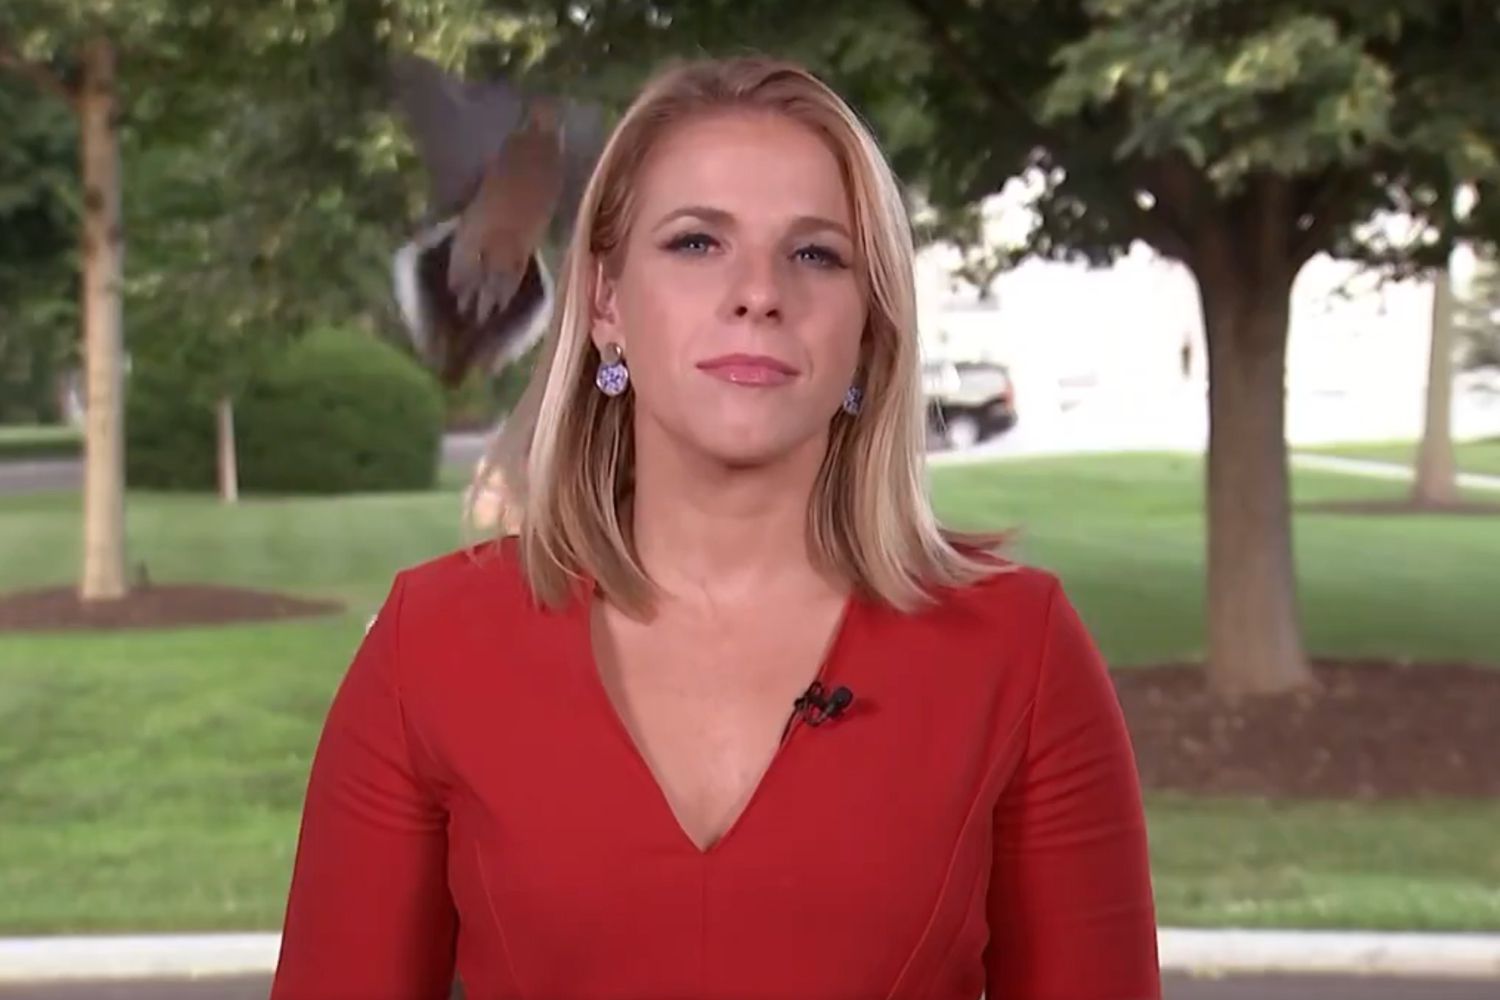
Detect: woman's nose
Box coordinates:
(727, 252, 783, 322)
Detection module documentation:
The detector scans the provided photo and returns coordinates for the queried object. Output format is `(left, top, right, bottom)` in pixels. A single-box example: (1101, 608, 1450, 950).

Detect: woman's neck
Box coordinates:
(628, 424, 834, 606)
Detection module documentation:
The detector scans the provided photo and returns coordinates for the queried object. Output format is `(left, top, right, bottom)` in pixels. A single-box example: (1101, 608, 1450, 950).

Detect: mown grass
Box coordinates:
(2, 453, 1497, 932)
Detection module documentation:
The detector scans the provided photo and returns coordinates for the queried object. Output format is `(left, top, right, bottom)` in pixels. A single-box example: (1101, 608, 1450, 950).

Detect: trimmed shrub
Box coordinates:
(236, 326, 444, 494)
(125, 353, 216, 491)
(126, 326, 443, 494)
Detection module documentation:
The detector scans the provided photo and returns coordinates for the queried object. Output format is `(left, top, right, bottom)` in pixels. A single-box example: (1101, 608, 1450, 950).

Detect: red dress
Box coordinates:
(270, 541, 1160, 1000)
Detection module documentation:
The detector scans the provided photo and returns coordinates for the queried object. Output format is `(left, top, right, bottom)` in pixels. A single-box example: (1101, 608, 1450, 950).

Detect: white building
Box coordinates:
(912, 181, 1499, 448)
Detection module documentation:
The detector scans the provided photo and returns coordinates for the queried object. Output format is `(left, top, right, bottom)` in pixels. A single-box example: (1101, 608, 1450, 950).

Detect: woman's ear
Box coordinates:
(591, 257, 621, 351)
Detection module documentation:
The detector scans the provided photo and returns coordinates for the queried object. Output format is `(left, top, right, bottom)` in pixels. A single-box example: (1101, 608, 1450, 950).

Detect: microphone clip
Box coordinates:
(794, 681, 854, 728)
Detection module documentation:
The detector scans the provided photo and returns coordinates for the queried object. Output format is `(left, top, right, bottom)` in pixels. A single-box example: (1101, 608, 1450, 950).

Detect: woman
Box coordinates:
(271, 55, 1160, 1000)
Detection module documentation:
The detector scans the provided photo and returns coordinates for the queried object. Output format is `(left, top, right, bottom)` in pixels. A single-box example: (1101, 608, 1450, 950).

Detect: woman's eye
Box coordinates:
(795, 244, 848, 269)
(664, 231, 717, 254)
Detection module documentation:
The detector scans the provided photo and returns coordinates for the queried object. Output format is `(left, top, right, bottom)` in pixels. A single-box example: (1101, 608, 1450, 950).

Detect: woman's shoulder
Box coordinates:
(908, 548, 1109, 698)
(384, 536, 540, 627)
(863, 542, 1082, 664)
(935, 541, 1063, 622)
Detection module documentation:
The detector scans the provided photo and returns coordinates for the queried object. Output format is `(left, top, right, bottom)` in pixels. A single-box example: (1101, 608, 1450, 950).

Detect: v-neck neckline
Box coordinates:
(570, 578, 861, 858)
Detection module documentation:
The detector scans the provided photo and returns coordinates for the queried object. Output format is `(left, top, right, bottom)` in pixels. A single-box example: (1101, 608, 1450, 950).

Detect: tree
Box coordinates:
(0, 0, 450, 575)
(1456, 254, 1500, 371)
(525, 0, 1500, 695)
(0, 23, 131, 600)
(122, 80, 420, 504)
(2, 2, 254, 597)
(1413, 264, 1459, 506)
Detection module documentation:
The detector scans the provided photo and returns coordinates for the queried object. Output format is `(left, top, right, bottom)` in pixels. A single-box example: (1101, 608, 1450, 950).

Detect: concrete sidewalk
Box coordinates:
(1290, 453, 1500, 492)
(3, 929, 1499, 983)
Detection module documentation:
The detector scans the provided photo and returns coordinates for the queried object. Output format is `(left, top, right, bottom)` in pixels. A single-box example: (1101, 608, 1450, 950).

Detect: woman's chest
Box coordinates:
(447, 706, 1014, 999)
(417, 624, 1035, 999)
(588, 593, 854, 854)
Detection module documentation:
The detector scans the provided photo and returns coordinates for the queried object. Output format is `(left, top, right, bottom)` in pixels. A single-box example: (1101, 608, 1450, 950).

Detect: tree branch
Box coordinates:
(900, 0, 1207, 267)
(0, 41, 77, 108)
(1131, 202, 1193, 262)
(1290, 172, 1341, 265)
(1055, 157, 1191, 262)
(1137, 152, 1211, 263)
(900, 0, 1057, 152)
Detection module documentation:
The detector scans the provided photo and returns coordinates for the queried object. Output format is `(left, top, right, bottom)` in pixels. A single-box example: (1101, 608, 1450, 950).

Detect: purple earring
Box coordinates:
(841, 384, 863, 416)
(595, 343, 629, 396)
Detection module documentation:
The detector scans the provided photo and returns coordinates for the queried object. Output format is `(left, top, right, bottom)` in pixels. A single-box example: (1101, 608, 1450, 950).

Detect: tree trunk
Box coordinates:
(1197, 260, 1316, 696)
(1413, 265, 1459, 506)
(77, 37, 128, 602)
(217, 395, 240, 504)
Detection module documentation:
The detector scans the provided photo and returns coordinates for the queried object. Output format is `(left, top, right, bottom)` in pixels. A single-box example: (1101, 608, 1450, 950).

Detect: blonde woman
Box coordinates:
(273, 55, 1160, 1000)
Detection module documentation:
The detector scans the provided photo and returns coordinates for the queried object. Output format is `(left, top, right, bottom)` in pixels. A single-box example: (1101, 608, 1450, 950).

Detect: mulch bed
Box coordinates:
(1114, 659, 1500, 800)
(0, 583, 343, 632)
(1, 586, 1495, 802)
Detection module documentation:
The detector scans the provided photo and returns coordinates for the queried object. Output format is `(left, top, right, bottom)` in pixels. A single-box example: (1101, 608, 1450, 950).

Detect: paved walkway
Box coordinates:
(1289, 452, 1500, 492)
(0, 971, 1495, 999)
(2, 929, 1498, 985)
(7, 427, 1498, 496)
(0, 434, 496, 497)
(0, 459, 77, 495)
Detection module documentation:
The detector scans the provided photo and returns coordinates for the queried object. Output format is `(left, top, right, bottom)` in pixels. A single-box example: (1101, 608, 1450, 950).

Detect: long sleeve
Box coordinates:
(985, 579, 1160, 999)
(271, 573, 458, 1000)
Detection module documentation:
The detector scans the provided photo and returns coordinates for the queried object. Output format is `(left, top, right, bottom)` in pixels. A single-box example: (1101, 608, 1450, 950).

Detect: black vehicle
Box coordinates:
(921, 360, 1018, 450)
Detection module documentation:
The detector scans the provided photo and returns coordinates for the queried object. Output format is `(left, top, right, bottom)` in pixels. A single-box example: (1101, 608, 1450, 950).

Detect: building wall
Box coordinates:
(910, 188, 1466, 441)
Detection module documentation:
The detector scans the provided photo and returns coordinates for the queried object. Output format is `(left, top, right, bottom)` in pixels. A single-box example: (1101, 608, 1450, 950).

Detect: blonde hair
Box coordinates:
(476, 54, 1012, 616)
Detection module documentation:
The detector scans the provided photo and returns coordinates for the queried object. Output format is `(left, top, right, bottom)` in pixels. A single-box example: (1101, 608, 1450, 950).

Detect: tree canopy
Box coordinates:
(518, 0, 1500, 694)
(5, 0, 1497, 688)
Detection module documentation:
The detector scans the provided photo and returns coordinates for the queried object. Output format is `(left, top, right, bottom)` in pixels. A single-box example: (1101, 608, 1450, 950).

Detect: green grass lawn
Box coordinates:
(1147, 796, 1500, 930)
(2, 454, 1498, 934)
(1300, 436, 1500, 477)
(932, 452, 1500, 666)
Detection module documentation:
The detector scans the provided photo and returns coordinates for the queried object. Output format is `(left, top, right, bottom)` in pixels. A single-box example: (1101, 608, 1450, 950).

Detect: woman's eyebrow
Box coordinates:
(787, 214, 853, 241)
(652, 205, 852, 241)
(652, 205, 734, 231)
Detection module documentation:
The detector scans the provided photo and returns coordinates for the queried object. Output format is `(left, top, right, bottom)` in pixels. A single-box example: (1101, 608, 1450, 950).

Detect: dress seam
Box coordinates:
(700, 862, 709, 996)
(473, 840, 530, 998)
(881, 703, 1035, 998)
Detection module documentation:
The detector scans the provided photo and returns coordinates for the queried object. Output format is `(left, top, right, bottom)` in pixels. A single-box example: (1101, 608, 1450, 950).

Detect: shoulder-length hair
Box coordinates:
(477, 54, 1011, 617)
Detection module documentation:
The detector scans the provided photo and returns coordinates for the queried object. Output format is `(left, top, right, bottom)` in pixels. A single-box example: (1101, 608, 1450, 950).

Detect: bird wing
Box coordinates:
(447, 111, 566, 323)
(388, 52, 612, 384)
(553, 97, 609, 245)
(390, 53, 525, 219)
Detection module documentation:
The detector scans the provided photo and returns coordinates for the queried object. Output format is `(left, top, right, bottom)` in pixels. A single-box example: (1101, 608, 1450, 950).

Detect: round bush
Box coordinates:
(125, 352, 217, 491)
(235, 326, 444, 494)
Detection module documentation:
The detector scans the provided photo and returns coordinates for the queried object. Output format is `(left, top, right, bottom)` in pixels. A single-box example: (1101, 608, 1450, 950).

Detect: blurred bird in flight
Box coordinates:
(389, 53, 607, 388)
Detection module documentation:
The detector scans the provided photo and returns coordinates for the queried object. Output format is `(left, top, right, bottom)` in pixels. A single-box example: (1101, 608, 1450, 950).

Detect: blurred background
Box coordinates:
(2, 1, 1498, 997)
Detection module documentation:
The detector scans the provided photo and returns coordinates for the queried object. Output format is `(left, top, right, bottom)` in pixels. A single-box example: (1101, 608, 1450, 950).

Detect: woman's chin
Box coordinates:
(688, 425, 826, 471)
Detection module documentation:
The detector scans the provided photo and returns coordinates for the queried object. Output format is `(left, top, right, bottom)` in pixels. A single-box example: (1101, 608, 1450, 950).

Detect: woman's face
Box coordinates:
(592, 110, 867, 469)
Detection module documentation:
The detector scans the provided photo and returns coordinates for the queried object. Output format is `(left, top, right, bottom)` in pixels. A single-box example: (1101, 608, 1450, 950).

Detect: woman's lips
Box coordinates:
(695, 353, 800, 386)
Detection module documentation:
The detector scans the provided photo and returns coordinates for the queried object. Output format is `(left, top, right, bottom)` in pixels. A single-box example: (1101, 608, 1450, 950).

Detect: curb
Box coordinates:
(3, 930, 1499, 983)
(1159, 929, 1500, 978)
(0, 934, 277, 983)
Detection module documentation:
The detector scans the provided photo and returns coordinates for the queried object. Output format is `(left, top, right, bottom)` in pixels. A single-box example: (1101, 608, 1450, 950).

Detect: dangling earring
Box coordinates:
(841, 384, 863, 416)
(595, 342, 629, 396)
